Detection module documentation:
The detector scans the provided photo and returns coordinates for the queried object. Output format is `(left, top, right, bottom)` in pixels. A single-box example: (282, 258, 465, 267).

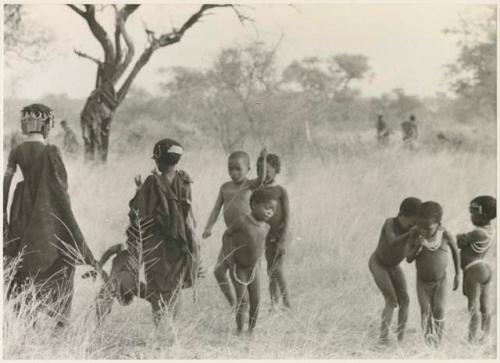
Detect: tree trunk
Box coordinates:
(80, 88, 116, 162)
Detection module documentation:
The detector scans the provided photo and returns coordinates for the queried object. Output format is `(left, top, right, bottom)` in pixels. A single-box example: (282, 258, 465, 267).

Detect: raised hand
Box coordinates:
(134, 174, 142, 188)
(202, 229, 211, 239)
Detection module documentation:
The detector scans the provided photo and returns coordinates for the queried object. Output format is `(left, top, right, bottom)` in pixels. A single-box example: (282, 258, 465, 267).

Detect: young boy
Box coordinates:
(256, 153, 291, 310)
(407, 201, 460, 346)
(126, 138, 199, 326)
(368, 197, 422, 344)
(223, 189, 278, 335)
(456, 195, 496, 343)
(202, 149, 266, 307)
(4, 103, 96, 327)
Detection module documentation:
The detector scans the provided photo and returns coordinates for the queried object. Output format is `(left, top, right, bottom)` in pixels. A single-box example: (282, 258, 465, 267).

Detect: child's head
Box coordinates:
(60, 120, 68, 128)
(469, 195, 496, 227)
(416, 201, 443, 238)
(20, 103, 54, 138)
(397, 197, 422, 228)
(152, 138, 183, 172)
(228, 151, 250, 184)
(250, 189, 278, 222)
(257, 153, 281, 184)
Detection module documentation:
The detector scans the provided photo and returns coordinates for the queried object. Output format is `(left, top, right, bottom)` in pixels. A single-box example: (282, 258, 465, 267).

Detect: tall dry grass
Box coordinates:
(3, 141, 496, 359)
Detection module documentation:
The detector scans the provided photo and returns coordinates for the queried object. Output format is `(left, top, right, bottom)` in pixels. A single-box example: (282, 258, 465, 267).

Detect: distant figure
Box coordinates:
(60, 120, 79, 156)
(401, 115, 418, 149)
(376, 114, 390, 144)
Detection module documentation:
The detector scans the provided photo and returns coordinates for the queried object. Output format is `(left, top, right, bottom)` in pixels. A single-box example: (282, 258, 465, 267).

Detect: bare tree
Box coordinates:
(67, 4, 244, 162)
(4, 4, 52, 65)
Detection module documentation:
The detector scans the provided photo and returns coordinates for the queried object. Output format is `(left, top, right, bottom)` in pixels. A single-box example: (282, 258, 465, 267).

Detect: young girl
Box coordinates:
(457, 195, 496, 343)
(126, 138, 199, 326)
(256, 153, 291, 310)
(407, 201, 460, 346)
(369, 197, 421, 344)
(4, 103, 96, 327)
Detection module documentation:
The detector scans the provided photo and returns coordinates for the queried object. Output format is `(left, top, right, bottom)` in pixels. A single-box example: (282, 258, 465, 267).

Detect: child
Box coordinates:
(223, 189, 278, 334)
(126, 138, 199, 326)
(256, 153, 291, 309)
(202, 149, 266, 307)
(368, 197, 422, 344)
(457, 195, 496, 343)
(407, 201, 460, 346)
(82, 244, 145, 325)
(3, 103, 96, 327)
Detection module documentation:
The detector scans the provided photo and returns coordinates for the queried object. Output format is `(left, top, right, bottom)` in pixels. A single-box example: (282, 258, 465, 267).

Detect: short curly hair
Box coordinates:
(418, 201, 443, 223)
(250, 188, 278, 207)
(470, 195, 496, 220)
(257, 153, 281, 173)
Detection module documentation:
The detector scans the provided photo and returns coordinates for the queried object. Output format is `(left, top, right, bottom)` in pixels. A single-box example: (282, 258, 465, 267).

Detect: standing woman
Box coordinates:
(3, 103, 96, 327)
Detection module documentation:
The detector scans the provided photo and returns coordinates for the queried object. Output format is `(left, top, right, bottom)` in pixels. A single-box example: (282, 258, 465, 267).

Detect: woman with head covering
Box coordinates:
(3, 103, 97, 327)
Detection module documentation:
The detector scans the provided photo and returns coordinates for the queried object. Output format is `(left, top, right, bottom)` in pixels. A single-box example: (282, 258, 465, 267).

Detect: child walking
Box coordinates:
(223, 189, 278, 334)
(457, 195, 496, 343)
(202, 149, 266, 307)
(126, 138, 200, 326)
(407, 201, 460, 346)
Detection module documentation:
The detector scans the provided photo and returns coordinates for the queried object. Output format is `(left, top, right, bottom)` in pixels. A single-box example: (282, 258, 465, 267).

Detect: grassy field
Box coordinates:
(3, 141, 496, 359)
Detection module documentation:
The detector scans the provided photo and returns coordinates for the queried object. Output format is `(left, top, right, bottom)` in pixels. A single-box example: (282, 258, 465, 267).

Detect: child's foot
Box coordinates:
(377, 336, 391, 347)
(235, 329, 244, 336)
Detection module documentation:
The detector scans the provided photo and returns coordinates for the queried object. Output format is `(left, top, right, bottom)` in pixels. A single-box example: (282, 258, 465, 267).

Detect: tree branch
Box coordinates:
(74, 48, 102, 65)
(117, 4, 249, 105)
(69, 4, 115, 66)
(67, 4, 86, 18)
(111, 5, 139, 84)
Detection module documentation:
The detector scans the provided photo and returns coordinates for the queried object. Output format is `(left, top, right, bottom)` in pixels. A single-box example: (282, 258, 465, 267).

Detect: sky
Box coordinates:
(3, 2, 495, 99)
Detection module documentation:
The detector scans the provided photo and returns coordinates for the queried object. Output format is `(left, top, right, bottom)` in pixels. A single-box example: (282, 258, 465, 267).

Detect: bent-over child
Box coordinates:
(407, 201, 460, 346)
(202, 149, 266, 307)
(457, 195, 496, 343)
(369, 197, 422, 344)
(223, 189, 278, 334)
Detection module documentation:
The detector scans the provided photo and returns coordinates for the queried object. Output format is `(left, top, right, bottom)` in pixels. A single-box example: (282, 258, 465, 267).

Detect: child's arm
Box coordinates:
(445, 229, 460, 291)
(248, 148, 267, 190)
(406, 236, 422, 263)
(134, 175, 142, 190)
(276, 186, 290, 255)
(3, 150, 17, 219)
(384, 220, 417, 247)
(202, 189, 224, 239)
(456, 229, 486, 249)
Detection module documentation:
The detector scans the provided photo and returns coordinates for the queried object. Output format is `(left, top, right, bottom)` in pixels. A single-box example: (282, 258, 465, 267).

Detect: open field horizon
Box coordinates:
(3, 140, 496, 359)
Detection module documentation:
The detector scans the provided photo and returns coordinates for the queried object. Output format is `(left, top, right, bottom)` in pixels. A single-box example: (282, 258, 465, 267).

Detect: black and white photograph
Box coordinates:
(2, 1, 497, 359)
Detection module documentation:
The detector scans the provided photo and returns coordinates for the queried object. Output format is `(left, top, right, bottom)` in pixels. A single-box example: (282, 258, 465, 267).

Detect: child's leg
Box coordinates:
(272, 254, 290, 309)
(369, 254, 399, 343)
(479, 264, 492, 338)
(230, 267, 249, 334)
(247, 272, 261, 332)
(389, 265, 409, 342)
(432, 274, 448, 345)
(463, 269, 481, 342)
(214, 248, 236, 307)
(416, 278, 433, 344)
(266, 246, 282, 307)
(480, 282, 492, 337)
